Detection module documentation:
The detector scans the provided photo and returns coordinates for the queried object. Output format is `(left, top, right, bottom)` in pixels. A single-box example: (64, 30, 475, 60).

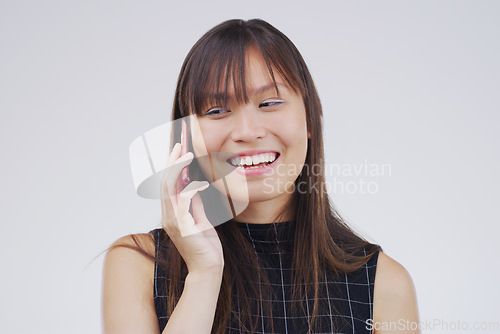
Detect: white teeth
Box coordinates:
(229, 152, 278, 168)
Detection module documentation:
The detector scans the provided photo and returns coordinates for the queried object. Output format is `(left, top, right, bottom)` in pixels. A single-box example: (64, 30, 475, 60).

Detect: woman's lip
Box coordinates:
(228, 153, 281, 176)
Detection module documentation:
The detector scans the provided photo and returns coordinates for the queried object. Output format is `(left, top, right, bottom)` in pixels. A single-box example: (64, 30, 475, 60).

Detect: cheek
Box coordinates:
(190, 117, 209, 157)
(194, 127, 224, 156)
(281, 110, 308, 156)
(191, 132, 207, 157)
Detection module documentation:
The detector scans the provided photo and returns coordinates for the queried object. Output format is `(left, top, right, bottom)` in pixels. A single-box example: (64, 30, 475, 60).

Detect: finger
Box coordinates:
(191, 192, 214, 232)
(181, 119, 190, 185)
(176, 181, 209, 236)
(177, 181, 209, 214)
(162, 143, 185, 198)
(182, 180, 209, 193)
(161, 150, 193, 223)
(173, 152, 194, 200)
(167, 142, 182, 166)
(169, 152, 193, 180)
(161, 152, 194, 196)
(181, 119, 187, 155)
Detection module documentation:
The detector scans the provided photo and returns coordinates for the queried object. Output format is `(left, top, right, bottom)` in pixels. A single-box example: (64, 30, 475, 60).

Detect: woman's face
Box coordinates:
(190, 48, 309, 206)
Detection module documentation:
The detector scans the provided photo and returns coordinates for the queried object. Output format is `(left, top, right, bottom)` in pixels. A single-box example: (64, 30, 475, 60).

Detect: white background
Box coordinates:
(1, 1, 499, 333)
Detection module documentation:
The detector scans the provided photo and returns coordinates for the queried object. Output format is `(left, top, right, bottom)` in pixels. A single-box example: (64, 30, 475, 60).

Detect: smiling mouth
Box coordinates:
(226, 152, 280, 169)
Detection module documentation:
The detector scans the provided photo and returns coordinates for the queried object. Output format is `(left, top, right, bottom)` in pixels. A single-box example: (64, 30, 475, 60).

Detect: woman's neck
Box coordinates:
(233, 193, 293, 224)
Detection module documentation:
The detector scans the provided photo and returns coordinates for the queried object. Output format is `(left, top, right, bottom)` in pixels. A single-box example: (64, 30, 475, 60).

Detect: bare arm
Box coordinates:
(372, 252, 420, 334)
(101, 234, 223, 334)
(101, 234, 159, 334)
(163, 270, 222, 333)
(103, 121, 224, 333)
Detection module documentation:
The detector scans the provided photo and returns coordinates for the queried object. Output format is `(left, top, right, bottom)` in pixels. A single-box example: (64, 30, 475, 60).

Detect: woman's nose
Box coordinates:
(230, 108, 266, 142)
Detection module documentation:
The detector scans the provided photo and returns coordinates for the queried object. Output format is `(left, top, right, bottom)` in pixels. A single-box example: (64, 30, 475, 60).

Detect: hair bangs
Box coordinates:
(184, 38, 302, 117)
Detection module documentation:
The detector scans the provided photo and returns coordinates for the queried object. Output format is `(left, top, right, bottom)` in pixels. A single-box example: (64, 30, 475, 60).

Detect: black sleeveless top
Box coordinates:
(150, 221, 381, 333)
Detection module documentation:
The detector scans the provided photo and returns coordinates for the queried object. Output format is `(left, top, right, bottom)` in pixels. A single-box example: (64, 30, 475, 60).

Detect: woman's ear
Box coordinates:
(307, 131, 311, 139)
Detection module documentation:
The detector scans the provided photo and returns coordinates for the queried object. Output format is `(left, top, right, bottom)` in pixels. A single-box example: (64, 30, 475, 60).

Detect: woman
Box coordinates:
(102, 19, 419, 334)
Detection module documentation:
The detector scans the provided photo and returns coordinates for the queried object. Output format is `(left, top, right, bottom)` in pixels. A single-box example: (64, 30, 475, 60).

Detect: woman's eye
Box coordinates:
(259, 100, 284, 108)
(205, 108, 229, 116)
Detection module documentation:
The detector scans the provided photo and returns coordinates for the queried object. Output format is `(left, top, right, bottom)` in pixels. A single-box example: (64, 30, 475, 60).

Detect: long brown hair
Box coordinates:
(116, 19, 380, 333)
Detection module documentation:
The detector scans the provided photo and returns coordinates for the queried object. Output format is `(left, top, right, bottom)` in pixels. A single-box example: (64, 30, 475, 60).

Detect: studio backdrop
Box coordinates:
(0, 1, 498, 333)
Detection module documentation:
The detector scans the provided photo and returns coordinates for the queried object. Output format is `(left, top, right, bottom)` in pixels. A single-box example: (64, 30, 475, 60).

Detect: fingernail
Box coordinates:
(181, 171, 190, 185)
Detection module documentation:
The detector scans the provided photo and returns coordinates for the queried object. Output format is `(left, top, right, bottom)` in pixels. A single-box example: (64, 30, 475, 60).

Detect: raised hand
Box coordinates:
(160, 120, 224, 275)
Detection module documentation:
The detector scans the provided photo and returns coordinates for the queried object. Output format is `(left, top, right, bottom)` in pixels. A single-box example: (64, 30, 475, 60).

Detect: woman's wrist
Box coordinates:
(186, 267, 224, 285)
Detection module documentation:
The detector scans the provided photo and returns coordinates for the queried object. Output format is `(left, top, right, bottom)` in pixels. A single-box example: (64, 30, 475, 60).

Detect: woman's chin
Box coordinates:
(210, 172, 289, 207)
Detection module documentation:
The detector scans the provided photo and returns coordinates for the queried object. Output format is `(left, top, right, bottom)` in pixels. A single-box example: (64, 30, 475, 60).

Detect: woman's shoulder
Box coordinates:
(103, 232, 157, 286)
(372, 251, 420, 333)
(374, 252, 417, 302)
(108, 232, 157, 257)
(375, 252, 414, 288)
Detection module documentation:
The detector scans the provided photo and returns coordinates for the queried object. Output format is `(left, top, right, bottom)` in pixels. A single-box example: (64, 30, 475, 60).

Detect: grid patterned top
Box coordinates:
(150, 221, 380, 333)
